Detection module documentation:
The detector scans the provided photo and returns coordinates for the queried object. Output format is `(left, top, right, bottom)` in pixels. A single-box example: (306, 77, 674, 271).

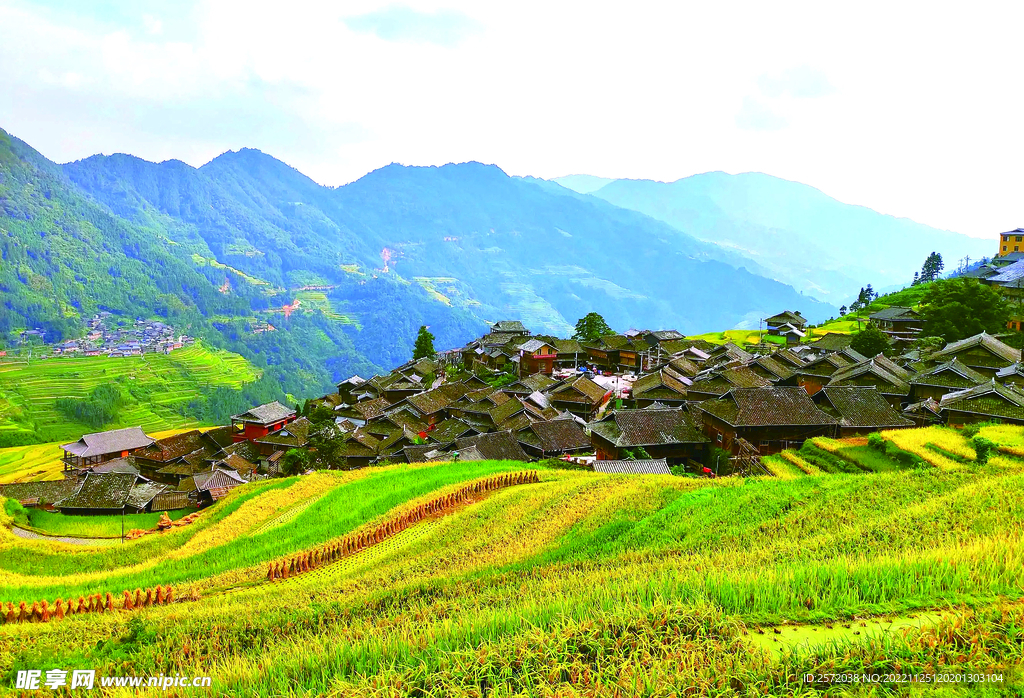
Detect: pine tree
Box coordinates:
(919, 252, 944, 282)
(412, 326, 436, 360)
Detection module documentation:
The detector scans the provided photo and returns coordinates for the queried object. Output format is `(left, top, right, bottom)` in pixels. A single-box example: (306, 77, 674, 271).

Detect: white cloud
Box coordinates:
(0, 0, 1022, 239)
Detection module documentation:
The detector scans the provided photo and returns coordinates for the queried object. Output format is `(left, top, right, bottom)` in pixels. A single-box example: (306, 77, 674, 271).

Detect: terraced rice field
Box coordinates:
(0, 343, 258, 445)
(2, 452, 1022, 695)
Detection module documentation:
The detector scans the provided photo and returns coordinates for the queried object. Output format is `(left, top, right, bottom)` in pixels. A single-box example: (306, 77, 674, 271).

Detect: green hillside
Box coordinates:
(0, 343, 258, 445)
(2, 426, 1022, 694)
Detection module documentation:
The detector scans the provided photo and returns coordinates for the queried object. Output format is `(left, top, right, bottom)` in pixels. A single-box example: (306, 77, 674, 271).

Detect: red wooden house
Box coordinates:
(229, 401, 297, 443)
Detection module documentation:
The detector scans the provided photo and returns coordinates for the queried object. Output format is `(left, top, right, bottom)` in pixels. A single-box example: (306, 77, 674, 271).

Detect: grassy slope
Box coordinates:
(0, 432, 1022, 695)
(689, 281, 938, 345)
(0, 427, 212, 485)
(0, 342, 258, 445)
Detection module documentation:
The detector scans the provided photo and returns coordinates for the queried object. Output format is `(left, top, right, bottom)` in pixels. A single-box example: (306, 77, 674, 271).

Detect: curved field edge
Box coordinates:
(1, 460, 1023, 695)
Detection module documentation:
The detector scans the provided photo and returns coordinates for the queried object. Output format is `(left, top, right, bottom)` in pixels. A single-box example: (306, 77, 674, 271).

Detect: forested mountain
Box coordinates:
(65, 150, 832, 336)
(556, 172, 991, 304)
(3, 126, 836, 416)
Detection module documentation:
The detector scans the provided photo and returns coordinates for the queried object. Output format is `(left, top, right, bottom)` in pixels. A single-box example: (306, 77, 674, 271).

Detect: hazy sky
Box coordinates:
(1, 0, 1021, 239)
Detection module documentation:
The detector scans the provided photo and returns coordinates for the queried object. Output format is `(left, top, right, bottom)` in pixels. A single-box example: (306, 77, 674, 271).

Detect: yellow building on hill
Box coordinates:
(997, 227, 1024, 256)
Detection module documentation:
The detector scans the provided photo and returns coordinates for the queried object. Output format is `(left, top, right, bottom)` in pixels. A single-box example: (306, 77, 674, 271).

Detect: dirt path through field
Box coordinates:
(11, 526, 122, 546)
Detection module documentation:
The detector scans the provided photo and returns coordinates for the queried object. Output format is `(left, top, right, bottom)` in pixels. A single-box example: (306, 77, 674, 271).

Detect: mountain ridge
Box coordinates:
(554, 171, 991, 302)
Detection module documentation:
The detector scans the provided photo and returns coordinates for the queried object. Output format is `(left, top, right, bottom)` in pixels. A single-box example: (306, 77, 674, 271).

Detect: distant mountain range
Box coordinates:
(553, 172, 992, 303)
(11, 126, 960, 407)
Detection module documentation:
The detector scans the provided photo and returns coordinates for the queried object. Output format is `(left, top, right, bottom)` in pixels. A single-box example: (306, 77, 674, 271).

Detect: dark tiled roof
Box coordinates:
(903, 398, 942, 420)
(0, 479, 80, 506)
(551, 376, 608, 404)
(428, 418, 476, 444)
(90, 458, 140, 475)
(256, 416, 313, 447)
(698, 387, 838, 427)
(220, 440, 262, 462)
(407, 383, 469, 416)
(60, 427, 154, 458)
(150, 490, 191, 512)
(930, 333, 1021, 365)
(828, 360, 911, 395)
(910, 359, 988, 389)
(593, 459, 671, 475)
(667, 356, 700, 377)
(707, 343, 754, 364)
(806, 333, 855, 351)
(56, 473, 139, 510)
(492, 320, 529, 333)
(126, 481, 168, 510)
(192, 469, 246, 492)
(217, 453, 257, 476)
(939, 380, 1024, 420)
(552, 338, 586, 354)
(765, 310, 806, 326)
(751, 355, 795, 381)
(517, 338, 554, 353)
(134, 430, 208, 463)
(231, 401, 296, 425)
(631, 370, 689, 399)
(454, 431, 529, 461)
(519, 418, 591, 452)
(869, 306, 920, 321)
(815, 387, 914, 429)
(354, 397, 392, 420)
(589, 408, 708, 447)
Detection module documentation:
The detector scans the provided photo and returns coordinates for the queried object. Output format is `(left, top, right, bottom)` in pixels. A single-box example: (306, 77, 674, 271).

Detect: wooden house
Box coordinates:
(453, 430, 529, 462)
(695, 387, 837, 455)
(547, 376, 609, 418)
(826, 356, 912, 408)
(255, 416, 313, 456)
(795, 352, 862, 395)
(926, 333, 1021, 377)
(491, 320, 531, 336)
(588, 407, 709, 463)
(629, 369, 690, 407)
(179, 469, 246, 508)
(908, 359, 987, 402)
(747, 355, 797, 384)
(995, 362, 1024, 389)
(686, 366, 771, 402)
(229, 402, 297, 443)
(812, 387, 914, 437)
(53, 472, 143, 515)
(516, 338, 557, 376)
(60, 427, 155, 471)
(764, 311, 807, 337)
(938, 380, 1024, 426)
(868, 307, 923, 343)
(805, 333, 855, 352)
(516, 418, 591, 458)
(902, 398, 942, 427)
(551, 338, 587, 368)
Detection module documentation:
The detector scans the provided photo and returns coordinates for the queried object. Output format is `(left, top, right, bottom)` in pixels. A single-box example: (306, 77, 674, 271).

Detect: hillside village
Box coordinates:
(7, 295, 1024, 520)
(8, 314, 194, 359)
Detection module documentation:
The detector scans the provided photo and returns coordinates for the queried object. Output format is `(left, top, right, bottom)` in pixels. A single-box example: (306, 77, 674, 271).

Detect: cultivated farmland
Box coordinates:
(1, 443, 1022, 695)
(0, 343, 258, 446)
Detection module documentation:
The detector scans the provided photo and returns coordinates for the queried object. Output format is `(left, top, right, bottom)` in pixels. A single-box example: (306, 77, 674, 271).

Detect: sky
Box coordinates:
(1, 0, 1021, 239)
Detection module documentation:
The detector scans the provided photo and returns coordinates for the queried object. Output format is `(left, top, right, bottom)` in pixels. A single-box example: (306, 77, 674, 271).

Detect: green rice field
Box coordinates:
(1, 435, 1022, 695)
(0, 343, 258, 446)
